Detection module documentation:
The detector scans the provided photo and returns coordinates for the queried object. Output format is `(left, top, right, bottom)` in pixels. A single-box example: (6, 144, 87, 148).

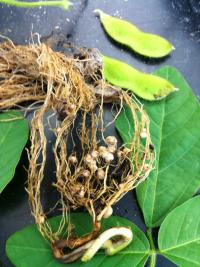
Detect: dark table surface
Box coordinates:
(0, 0, 200, 266)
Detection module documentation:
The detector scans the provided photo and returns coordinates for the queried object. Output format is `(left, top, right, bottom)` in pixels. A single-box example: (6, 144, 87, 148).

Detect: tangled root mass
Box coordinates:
(0, 39, 154, 261)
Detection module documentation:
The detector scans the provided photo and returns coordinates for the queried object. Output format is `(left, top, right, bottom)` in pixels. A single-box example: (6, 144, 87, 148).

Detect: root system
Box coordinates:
(0, 39, 155, 262)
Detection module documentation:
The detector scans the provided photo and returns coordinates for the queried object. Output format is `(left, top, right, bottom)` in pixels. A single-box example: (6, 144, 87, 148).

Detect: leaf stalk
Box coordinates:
(0, 0, 71, 9)
(147, 228, 157, 267)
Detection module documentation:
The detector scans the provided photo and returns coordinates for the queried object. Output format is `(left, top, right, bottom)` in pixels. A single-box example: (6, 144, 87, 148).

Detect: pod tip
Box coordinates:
(172, 45, 176, 51)
(173, 87, 179, 92)
(94, 9, 102, 17)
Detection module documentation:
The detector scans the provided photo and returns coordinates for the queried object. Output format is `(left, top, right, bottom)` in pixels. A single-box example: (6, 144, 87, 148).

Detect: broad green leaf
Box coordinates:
(0, 111, 29, 193)
(158, 196, 200, 267)
(96, 9, 174, 58)
(6, 213, 150, 267)
(102, 55, 176, 101)
(116, 66, 200, 227)
(137, 66, 200, 227)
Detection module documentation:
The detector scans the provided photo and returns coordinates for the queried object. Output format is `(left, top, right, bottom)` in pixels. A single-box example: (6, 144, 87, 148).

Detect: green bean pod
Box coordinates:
(102, 55, 177, 100)
(95, 9, 174, 58)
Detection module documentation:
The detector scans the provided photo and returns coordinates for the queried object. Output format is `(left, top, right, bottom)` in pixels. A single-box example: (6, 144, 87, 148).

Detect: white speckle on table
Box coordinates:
(113, 10, 121, 18)
(184, 17, 190, 23)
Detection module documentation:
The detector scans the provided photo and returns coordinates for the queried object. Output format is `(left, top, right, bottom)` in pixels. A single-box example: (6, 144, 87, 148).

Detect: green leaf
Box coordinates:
(158, 196, 200, 267)
(0, 111, 29, 193)
(115, 105, 135, 146)
(95, 9, 174, 58)
(137, 66, 200, 227)
(102, 55, 176, 101)
(6, 213, 150, 267)
(116, 66, 200, 227)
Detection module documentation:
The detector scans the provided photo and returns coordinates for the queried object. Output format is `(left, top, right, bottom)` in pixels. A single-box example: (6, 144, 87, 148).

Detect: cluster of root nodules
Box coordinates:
(0, 40, 154, 262)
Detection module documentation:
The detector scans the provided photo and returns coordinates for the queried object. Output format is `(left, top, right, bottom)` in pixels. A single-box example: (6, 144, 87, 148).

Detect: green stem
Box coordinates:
(0, 0, 71, 9)
(147, 228, 157, 267)
(150, 251, 156, 267)
(81, 227, 133, 262)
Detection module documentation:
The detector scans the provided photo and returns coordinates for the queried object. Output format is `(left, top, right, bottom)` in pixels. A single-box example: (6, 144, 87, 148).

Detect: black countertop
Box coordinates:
(0, 0, 200, 266)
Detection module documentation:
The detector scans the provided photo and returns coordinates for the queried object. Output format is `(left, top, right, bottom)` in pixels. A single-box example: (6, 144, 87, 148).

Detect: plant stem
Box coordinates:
(147, 228, 156, 267)
(150, 251, 156, 267)
(0, 0, 71, 9)
(81, 227, 133, 262)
